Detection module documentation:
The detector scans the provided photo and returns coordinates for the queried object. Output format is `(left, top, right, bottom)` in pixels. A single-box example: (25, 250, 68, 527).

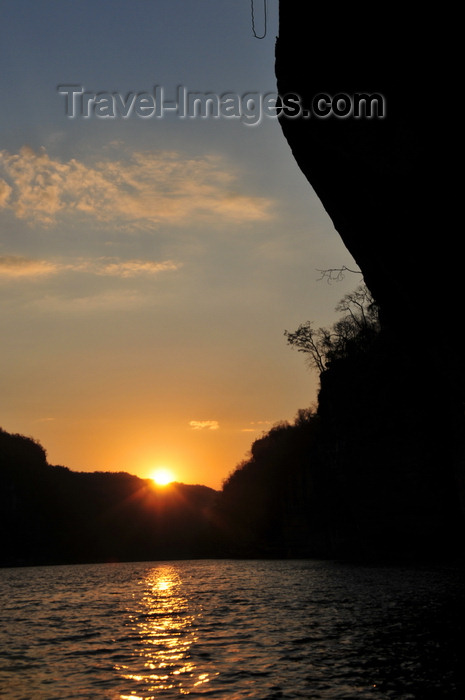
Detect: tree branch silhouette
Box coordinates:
(316, 266, 362, 283)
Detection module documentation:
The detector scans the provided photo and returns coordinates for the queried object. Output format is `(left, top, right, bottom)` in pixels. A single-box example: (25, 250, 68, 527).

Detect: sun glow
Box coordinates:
(151, 468, 175, 486)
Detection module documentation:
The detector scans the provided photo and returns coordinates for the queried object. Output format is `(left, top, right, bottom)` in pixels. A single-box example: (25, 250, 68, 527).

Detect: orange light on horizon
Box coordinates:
(151, 467, 175, 486)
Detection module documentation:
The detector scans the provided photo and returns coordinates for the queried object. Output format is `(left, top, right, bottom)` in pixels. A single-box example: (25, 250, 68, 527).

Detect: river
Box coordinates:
(0, 559, 463, 699)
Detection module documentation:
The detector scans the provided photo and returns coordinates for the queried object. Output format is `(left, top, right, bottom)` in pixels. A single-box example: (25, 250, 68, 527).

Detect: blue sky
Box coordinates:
(0, 0, 358, 488)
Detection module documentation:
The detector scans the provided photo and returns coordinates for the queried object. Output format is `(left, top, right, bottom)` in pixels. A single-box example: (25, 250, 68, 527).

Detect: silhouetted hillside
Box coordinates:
(216, 410, 320, 557)
(3, 288, 465, 571)
(216, 287, 465, 562)
(0, 429, 219, 567)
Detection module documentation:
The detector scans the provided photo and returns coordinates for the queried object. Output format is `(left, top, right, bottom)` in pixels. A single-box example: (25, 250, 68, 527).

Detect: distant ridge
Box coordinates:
(0, 427, 220, 567)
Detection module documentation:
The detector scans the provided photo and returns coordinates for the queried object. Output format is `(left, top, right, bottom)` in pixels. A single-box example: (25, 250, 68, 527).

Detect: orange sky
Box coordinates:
(0, 1, 357, 490)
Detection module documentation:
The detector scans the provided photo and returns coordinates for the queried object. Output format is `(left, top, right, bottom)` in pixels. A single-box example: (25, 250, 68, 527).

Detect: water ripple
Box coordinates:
(0, 560, 463, 699)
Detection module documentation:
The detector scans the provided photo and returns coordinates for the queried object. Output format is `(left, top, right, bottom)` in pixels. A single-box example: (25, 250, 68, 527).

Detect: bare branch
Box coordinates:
(316, 266, 362, 284)
(284, 322, 327, 373)
(285, 283, 380, 375)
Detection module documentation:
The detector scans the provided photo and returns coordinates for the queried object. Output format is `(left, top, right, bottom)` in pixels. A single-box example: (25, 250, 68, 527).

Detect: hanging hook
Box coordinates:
(251, 0, 267, 39)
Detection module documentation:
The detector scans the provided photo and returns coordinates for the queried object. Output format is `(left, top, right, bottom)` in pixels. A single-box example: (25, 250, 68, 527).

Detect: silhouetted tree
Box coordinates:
(284, 284, 379, 373)
(218, 283, 464, 561)
(283, 286, 463, 560)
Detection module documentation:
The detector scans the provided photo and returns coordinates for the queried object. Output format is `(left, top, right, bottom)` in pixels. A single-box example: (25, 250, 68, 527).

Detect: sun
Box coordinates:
(151, 467, 175, 487)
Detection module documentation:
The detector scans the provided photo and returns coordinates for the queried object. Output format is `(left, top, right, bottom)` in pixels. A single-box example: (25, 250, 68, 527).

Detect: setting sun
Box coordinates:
(151, 468, 175, 486)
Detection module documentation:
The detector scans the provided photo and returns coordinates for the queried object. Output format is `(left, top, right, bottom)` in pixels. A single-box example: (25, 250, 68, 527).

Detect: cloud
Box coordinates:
(241, 420, 272, 433)
(31, 289, 148, 313)
(0, 255, 181, 279)
(189, 420, 219, 431)
(0, 178, 12, 207)
(0, 146, 273, 227)
(93, 259, 180, 278)
(0, 256, 58, 278)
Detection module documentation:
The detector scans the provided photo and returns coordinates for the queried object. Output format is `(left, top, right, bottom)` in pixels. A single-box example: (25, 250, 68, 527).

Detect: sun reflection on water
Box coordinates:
(116, 565, 216, 697)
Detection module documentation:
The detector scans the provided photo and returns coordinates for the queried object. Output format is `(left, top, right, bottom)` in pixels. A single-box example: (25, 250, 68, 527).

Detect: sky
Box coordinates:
(0, 0, 358, 490)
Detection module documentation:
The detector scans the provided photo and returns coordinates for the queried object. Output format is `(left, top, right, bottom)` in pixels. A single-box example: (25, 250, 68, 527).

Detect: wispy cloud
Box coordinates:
(0, 146, 273, 227)
(0, 256, 58, 278)
(31, 289, 148, 313)
(0, 255, 181, 279)
(93, 259, 180, 278)
(0, 179, 12, 206)
(189, 420, 219, 431)
(241, 420, 272, 432)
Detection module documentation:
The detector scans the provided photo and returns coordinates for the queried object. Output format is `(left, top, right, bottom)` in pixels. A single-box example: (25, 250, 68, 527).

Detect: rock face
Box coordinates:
(275, 4, 464, 513)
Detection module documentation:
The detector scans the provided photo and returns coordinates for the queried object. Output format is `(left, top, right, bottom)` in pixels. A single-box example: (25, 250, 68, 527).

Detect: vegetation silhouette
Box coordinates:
(218, 285, 464, 561)
(2, 285, 463, 566)
(0, 428, 219, 566)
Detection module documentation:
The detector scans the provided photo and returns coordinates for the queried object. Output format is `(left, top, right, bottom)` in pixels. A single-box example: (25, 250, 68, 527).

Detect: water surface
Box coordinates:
(0, 559, 463, 698)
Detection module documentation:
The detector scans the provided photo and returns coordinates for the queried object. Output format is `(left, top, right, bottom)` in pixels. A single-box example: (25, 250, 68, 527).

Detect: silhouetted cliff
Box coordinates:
(217, 288, 465, 562)
(275, 4, 464, 523)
